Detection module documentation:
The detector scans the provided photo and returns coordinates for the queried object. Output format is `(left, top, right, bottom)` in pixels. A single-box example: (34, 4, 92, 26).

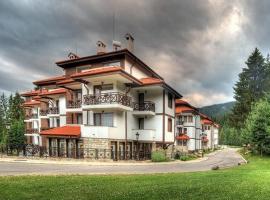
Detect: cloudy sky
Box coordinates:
(0, 0, 269, 107)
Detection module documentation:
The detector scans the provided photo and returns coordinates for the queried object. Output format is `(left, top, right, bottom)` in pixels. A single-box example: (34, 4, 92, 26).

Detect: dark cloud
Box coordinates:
(0, 0, 268, 106)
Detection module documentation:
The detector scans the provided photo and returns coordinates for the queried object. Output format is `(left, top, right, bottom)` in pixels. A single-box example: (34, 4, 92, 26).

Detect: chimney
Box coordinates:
(125, 33, 134, 53)
(112, 40, 122, 51)
(96, 41, 107, 54)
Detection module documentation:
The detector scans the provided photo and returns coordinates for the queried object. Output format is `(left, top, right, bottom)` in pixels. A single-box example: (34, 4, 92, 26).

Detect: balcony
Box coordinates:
(40, 109, 48, 116)
(176, 120, 184, 126)
(40, 107, 59, 117)
(66, 100, 82, 113)
(83, 92, 133, 111)
(133, 101, 155, 116)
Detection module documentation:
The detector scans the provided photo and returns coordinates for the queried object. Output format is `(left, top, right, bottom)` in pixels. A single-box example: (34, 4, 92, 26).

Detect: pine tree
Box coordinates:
(230, 48, 269, 128)
(242, 98, 270, 155)
(6, 92, 25, 147)
(0, 93, 8, 144)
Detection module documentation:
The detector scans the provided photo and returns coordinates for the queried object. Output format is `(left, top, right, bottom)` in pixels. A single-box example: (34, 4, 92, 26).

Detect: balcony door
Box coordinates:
(94, 86, 102, 96)
(138, 93, 144, 111)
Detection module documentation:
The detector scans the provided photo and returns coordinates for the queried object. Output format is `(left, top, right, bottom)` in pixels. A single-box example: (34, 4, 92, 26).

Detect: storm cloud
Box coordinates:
(0, 0, 268, 106)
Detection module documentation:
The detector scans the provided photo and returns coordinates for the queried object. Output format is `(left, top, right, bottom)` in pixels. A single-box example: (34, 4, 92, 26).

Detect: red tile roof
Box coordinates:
(40, 126, 81, 137)
(175, 99, 198, 114)
(21, 89, 47, 97)
(23, 100, 40, 106)
(71, 66, 122, 78)
(33, 75, 66, 86)
(175, 99, 189, 105)
(39, 88, 67, 96)
(176, 106, 195, 113)
(139, 77, 164, 85)
(176, 134, 190, 140)
(57, 78, 75, 85)
(201, 118, 213, 125)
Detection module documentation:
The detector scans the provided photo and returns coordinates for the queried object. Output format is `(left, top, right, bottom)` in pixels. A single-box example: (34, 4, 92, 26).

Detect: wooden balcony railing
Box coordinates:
(83, 92, 132, 107)
(133, 101, 155, 112)
(25, 128, 39, 134)
(67, 100, 82, 108)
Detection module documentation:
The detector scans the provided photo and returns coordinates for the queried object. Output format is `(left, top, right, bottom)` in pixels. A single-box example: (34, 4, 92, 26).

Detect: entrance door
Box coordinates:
(138, 93, 144, 110)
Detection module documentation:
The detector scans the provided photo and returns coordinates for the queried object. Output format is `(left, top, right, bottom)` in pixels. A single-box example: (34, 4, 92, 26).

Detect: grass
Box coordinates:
(0, 155, 270, 200)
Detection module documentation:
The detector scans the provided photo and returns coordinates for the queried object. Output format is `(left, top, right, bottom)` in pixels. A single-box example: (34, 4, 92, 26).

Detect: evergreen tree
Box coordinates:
(242, 98, 270, 155)
(230, 48, 270, 128)
(0, 93, 8, 144)
(6, 92, 25, 147)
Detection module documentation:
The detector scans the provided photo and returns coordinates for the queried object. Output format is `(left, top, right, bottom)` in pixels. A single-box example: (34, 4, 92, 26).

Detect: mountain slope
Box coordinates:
(199, 101, 235, 119)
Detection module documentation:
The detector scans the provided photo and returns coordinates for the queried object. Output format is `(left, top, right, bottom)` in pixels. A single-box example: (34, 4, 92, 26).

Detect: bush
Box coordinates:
(151, 150, 168, 162)
(179, 154, 197, 161)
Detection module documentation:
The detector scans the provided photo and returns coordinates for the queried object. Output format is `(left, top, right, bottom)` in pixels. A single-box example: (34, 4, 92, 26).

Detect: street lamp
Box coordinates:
(136, 132, 140, 160)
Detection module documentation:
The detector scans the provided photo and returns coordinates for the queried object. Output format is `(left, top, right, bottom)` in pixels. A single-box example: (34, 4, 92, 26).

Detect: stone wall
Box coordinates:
(82, 138, 110, 149)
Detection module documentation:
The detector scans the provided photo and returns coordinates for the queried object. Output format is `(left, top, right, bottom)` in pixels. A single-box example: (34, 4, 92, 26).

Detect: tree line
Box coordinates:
(219, 48, 270, 155)
(0, 92, 25, 148)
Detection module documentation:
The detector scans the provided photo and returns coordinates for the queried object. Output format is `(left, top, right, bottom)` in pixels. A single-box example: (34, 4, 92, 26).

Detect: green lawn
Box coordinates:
(1, 155, 270, 200)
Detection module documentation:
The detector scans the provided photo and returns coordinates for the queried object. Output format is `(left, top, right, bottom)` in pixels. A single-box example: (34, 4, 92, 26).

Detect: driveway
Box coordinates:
(0, 148, 245, 176)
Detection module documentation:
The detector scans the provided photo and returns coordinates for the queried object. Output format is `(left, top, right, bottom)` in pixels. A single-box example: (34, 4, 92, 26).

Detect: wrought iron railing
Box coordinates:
(133, 101, 155, 112)
(175, 120, 184, 125)
(49, 107, 59, 114)
(83, 92, 132, 107)
(39, 109, 48, 116)
(67, 100, 82, 108)
(0, 145, 152, 160)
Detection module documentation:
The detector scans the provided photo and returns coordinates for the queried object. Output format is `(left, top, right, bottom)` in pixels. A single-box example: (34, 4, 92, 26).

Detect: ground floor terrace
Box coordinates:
(23, 134, 165, 160)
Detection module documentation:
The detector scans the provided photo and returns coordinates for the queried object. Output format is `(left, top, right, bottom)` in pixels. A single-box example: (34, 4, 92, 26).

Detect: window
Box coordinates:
(74, 90, 82, 101)
(183, 116, 188, 123)
(138, 118, 144, 129)
(188, 116, 193, 123)
(94, 84, 113, 95)
(94, 113, 113, 127)
(77, 114, 82, 124)
(168, 93, 173, 108)
(168, 118, 172, 132)
(86, 111, 91, 125)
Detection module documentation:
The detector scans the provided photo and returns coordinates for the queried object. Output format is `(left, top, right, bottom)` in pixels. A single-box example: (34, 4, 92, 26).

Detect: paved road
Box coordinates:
(0, 148, 245, 176)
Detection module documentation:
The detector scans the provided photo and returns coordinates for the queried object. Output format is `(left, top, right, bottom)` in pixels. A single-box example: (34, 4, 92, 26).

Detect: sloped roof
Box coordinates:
(23, 100, 40, 106)
(33, 75, 66, 86)
(40, 126, 81, 137)
(139, 77, 164, 85)
(71, 66, 123, 78)
(39, 88, 67, 96)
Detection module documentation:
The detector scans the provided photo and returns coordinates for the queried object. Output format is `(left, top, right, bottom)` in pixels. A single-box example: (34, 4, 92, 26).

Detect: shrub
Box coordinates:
(151, 150, 168, 162)
(180, 154, 197, 161)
